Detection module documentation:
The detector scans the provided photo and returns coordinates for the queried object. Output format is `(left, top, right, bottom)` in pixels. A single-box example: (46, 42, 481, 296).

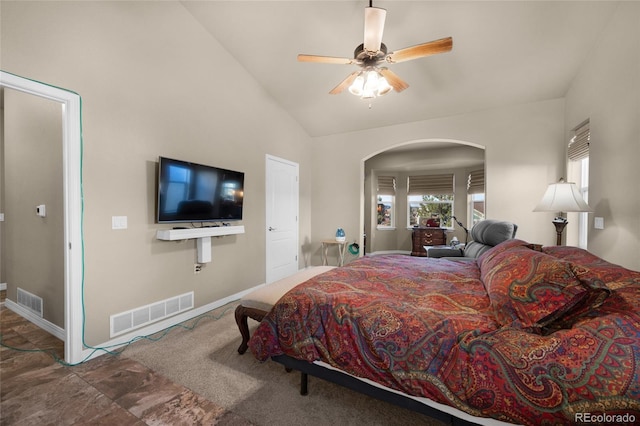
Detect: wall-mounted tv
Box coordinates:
(157, 156, 244, 223)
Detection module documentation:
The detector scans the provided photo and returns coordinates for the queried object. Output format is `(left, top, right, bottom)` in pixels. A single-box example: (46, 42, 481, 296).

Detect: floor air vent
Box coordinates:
(17, 287, 44, 317)
(110, 291, 194, 337)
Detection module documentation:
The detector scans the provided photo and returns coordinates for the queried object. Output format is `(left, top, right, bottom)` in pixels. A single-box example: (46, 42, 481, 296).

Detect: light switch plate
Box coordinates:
(112, 216, 128, 230)
(0, 213, 4, 221)
(594, 217, 604, 230)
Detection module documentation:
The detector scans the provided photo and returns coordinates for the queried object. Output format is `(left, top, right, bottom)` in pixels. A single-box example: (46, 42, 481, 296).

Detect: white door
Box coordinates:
(265, 155, 299, 283)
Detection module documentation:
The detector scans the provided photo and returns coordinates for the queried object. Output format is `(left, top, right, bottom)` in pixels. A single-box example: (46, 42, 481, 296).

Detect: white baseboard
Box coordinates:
(4, 299, 65, 340)
(77, 285, 262, 363)
(4, 280, 280, 365)
(3, 281, 268, 365)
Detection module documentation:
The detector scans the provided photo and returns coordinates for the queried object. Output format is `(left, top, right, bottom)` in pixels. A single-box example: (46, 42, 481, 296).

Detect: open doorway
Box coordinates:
(0, 71, 83, 364)
(362, 141, 485, 256)
(3, 87, 65, 333)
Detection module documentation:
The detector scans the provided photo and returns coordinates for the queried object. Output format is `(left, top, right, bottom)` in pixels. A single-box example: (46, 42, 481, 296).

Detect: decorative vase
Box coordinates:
(335, 228, 346, 242)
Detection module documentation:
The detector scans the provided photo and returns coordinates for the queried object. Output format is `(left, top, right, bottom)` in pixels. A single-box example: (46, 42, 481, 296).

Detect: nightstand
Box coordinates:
(411, 227, 446, 256)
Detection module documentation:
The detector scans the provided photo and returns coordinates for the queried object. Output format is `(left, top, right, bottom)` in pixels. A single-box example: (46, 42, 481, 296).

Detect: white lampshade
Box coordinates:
(533, 179, 593, 213)
(348, 73, 365, 96)
(363, 7, 386, 53)
(377, 76, 392, 96)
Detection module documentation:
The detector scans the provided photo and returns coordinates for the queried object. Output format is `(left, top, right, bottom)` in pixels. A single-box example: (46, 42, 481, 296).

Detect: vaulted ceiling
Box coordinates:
(182, 1, 617, 138)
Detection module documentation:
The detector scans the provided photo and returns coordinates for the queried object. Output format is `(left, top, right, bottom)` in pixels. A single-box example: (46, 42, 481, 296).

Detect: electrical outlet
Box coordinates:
(194, 264, 202, 274)
(36, 204, 46, 217)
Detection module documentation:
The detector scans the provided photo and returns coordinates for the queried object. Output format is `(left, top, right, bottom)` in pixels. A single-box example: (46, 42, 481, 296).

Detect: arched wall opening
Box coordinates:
(360, 139, 485, 255)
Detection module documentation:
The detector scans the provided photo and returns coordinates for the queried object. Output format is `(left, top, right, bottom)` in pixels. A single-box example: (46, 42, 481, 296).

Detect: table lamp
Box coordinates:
(533, 178, 593, 245)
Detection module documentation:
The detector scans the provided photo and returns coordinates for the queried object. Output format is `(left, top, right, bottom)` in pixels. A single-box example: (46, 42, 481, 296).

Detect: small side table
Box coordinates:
(321, 240, 347, 266)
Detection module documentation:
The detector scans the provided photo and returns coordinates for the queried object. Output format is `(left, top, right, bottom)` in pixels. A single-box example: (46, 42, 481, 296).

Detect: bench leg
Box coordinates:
(235, 306, 251, 354)
(234, 305, 268, 354)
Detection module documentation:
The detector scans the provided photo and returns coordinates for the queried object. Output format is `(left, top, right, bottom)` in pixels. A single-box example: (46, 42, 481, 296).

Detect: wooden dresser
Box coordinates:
(411, 227, 446, 256)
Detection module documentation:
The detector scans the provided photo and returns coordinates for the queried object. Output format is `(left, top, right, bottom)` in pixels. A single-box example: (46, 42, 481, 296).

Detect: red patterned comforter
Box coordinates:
(249, 244, 640, 425)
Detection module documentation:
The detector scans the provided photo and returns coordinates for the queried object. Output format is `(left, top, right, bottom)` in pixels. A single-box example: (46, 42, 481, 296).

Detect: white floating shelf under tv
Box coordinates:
(156, 225, 245, 241)
(156, 225, 245, 263)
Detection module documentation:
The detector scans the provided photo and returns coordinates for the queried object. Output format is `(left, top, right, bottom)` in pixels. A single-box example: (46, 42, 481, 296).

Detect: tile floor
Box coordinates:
(0, 302, 253, 425)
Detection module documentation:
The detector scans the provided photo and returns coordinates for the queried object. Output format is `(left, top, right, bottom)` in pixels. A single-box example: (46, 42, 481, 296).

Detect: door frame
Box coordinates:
(1, 71, 84, 364)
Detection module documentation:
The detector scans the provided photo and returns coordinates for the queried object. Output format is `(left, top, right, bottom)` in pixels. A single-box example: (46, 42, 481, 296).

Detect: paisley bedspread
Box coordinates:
(249, 243, 640, 425)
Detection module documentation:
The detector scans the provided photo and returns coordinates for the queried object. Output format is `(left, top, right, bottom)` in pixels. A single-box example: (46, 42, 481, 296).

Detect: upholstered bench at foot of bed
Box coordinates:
(235, 266, 336, 354)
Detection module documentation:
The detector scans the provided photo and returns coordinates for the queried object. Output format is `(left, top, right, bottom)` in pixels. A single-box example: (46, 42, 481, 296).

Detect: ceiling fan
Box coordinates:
(297, 1, 453, 99)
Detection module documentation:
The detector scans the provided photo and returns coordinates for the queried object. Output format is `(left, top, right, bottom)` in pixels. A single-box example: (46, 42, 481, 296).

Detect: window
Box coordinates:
(407, 174, 454, 228)
(377, 176, 396, 229)
(377, 195, 395, 228)
(408, 194, 454, 227)
(467, 169, 485, 226)
(568, 121, 590, 248)
(469, 193, 485, 225)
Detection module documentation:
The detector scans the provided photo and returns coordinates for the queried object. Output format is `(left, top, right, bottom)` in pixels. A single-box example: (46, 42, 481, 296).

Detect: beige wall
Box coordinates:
(311, 99, 567, 265)
(565, 2, 639, 270)
(3, 89, 65, 327)
(1, 2, 313, 344)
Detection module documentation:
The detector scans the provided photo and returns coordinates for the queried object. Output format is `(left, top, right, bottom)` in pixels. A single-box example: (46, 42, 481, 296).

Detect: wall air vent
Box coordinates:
(110, 291, 194, 337)
(17, 287, 44, 317)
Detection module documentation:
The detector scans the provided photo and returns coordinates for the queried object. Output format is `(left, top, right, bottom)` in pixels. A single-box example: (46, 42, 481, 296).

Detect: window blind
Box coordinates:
(467, 169, 485, 194)
(407, 173, 454, 195)
(377, 176, 396, 195)
(568, 121, 590, 161)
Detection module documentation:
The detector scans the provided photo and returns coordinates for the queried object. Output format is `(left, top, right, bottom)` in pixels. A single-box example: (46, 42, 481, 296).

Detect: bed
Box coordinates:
(248, 239, 640, 425)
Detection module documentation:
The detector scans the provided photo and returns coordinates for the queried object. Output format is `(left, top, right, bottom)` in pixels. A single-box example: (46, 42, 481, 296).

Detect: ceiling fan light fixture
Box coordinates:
(348, 73, 365, 96)
(348, 69, 392, 99)
(361, 90, 376, 100)
(376, 75, 392, 96)
(363, 69, 380, 91)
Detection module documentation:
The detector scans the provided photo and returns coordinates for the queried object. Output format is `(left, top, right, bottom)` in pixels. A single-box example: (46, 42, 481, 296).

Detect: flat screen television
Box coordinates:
(157, 156, 244, 223)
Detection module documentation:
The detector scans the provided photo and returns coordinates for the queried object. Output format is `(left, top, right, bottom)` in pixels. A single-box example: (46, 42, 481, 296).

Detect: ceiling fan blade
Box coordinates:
(379, 68, 409, 92)
(297, 54, 354, 65)
(329, 71, 360, 95)
(363, 7, 386, 53)
(386, 37, 453, 63)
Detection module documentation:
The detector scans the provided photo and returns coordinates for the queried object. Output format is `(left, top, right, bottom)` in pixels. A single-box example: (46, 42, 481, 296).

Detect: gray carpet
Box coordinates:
(123, 303, 446, 426)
